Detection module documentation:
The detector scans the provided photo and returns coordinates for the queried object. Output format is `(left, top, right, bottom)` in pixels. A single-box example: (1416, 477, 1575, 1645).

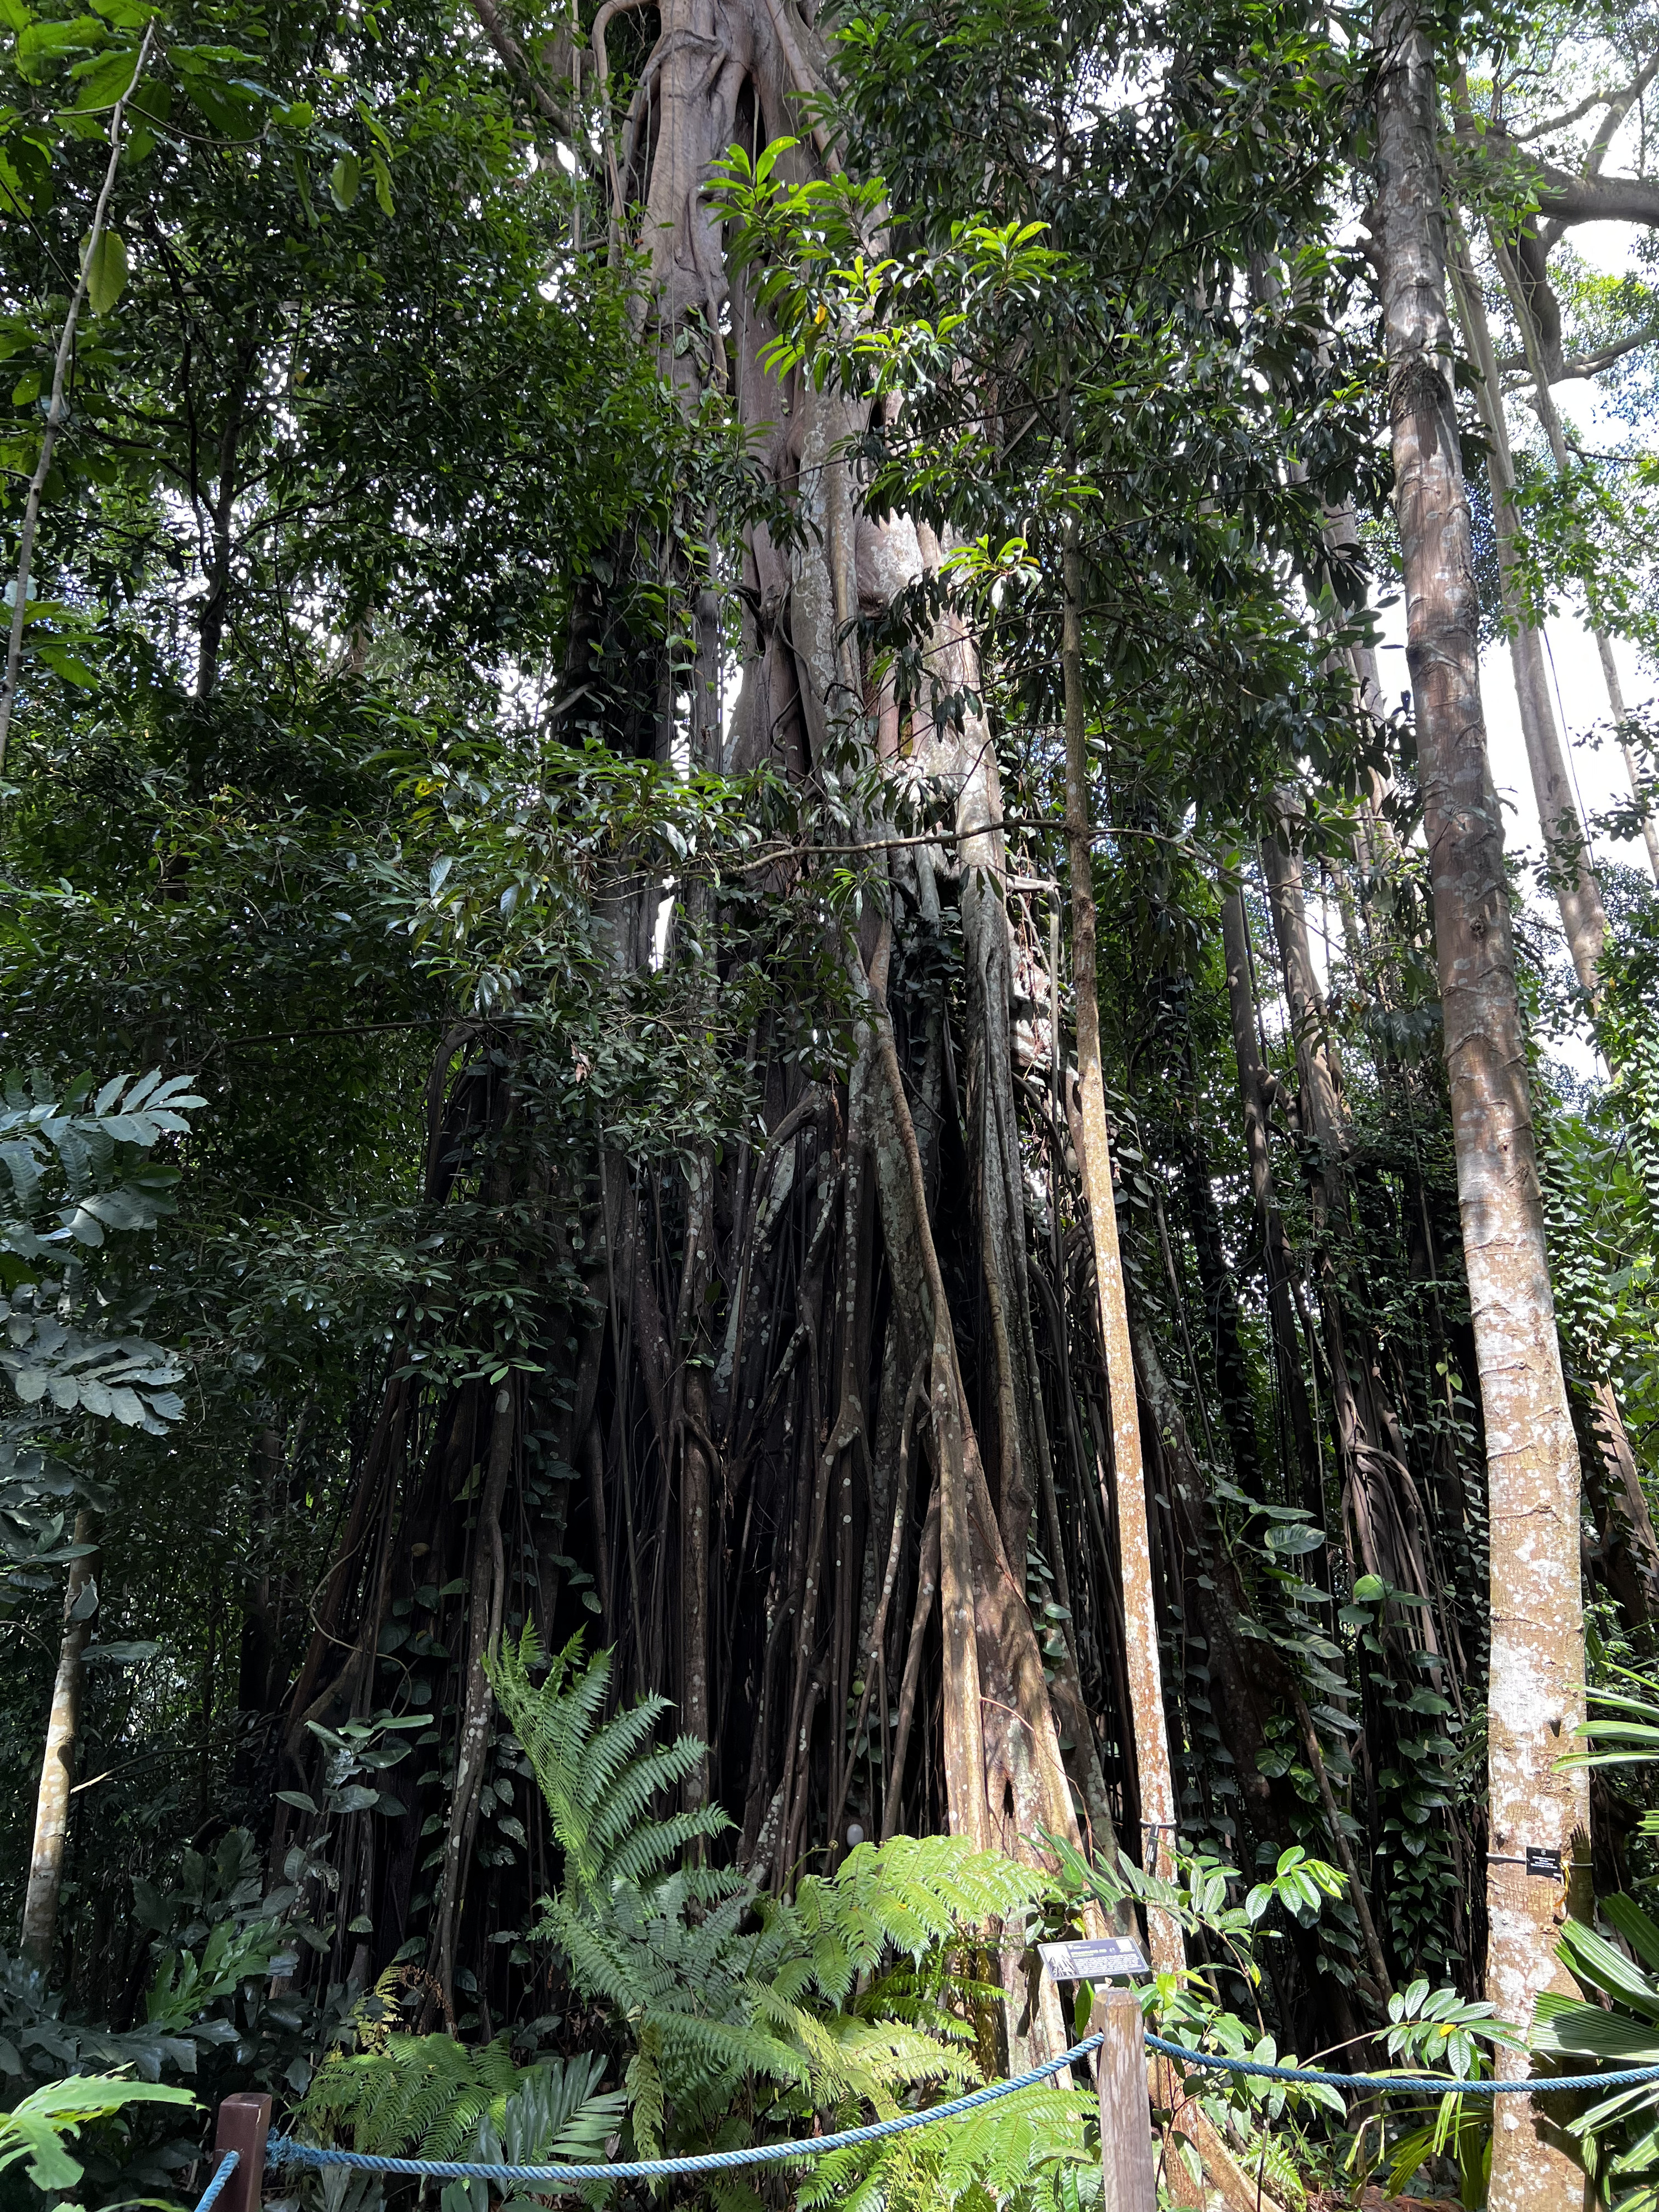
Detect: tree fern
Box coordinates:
(484, 1626, 729, 1907)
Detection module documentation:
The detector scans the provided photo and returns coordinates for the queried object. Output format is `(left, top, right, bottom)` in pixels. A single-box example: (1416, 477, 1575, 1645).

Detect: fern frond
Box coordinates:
(487, 1627, 727, 1911)
(298, 2035, 531, 2161)
(624, 2050, 665, 2161)
(656, 2008, 810, 2091)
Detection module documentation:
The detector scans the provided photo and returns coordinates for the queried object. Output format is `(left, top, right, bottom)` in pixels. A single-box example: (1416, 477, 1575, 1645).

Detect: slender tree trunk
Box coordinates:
(195, 349, 252, 700)
(1374, 12, 1589, 2206)
(1489, 234, 1659, 887)
(432, 1380, 515, 2007)
(22, 1512, 98, 1970)
(1061, 527, 1180, 1972)
(1446, 225, 1609, 993)
(1218, 890, 1323, 1516)
(1576, 1379, 1659, 1628)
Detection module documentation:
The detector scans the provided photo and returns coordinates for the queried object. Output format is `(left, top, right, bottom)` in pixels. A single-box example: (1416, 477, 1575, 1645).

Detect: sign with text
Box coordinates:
(1038, 1936, 1148, 1981)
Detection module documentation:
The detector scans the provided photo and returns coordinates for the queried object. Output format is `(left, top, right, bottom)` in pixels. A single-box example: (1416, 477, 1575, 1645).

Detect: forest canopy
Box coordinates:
(2, 0, 1659, 2202)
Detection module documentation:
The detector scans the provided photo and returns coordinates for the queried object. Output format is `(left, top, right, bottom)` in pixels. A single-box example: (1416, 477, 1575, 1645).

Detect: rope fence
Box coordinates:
(1144, 2033, 1659, 2097)
(261, 2032, 1107, 2185)
(194, 2151, 243, 2212)
(195, 2024, 1659, 2211)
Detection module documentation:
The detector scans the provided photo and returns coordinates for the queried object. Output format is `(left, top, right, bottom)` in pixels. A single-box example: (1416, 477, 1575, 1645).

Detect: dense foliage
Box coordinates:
(1, 0, 1658, 2199)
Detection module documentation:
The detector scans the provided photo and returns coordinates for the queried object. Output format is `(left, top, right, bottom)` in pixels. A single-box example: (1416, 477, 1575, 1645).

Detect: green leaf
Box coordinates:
(329, 152, 361, 209)
(80, 227, 128, 315)
(70, 40, 136, 106)
(179, 67, 259, 140)
(0, 2078, 194, 2189)
(35, 641, 97, 687)
(15, 15, 105, 81)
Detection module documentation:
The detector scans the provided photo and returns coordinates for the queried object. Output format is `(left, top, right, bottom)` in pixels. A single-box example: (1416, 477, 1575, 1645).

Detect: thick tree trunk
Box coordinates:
(21, 1513, 98, 1970)
(1374, 12, 1589, 2206)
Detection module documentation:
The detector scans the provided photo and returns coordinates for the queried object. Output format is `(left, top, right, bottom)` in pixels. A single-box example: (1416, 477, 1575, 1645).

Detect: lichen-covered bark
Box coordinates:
(1373, 7, 1589, 2201)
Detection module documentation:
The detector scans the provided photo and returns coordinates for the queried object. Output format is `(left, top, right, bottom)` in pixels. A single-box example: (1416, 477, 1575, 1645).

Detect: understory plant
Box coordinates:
(288, 1632, 1573, 2212)
(1527, 1670, 1659, 2209)
(0, 2075, 193, 2205)
(486, 1626, 1100, 2209)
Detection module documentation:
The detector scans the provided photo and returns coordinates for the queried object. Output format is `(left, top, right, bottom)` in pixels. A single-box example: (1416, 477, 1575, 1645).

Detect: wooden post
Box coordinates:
(214, 2093, 271, 2212)
(1097, 1990, 1156, 2212)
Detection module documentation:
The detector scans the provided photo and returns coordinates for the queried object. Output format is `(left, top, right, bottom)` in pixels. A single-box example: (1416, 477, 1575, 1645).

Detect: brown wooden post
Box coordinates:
(214, 2093, 271, 2212)
(1097, 1991, 1156, 2212)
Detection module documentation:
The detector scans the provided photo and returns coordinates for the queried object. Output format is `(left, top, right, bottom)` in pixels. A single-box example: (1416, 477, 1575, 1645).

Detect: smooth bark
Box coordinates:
(1374, 10, 1589, 2204)
(21, 1513, 98, 1968)
(1446, 226, 1609, 992)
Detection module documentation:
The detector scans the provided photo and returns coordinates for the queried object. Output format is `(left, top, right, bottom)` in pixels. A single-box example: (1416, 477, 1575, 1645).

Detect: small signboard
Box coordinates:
(1038, 1936, 1148, 1981)
(1526, 1846, 1564, 1880)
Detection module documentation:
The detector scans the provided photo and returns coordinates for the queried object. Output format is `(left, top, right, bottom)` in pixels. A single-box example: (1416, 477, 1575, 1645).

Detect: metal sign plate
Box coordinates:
(1526, 1846, 1564, 1880)
(1038, 1936, 1148, 1981)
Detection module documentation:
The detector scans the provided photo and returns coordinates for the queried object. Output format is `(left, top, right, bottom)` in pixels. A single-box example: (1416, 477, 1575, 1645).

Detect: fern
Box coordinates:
(502, 1626, 1084, 2204)
(298, 2033, 526, 2159)
(486, 1626, 731, 1907)
(438, 2054, 631, 2212)
(301, 2031, 629, 2212)
(798, 2084, 1100, 2212)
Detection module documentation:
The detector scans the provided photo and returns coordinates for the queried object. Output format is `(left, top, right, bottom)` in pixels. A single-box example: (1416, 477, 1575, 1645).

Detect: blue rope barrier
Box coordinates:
(1146, 2033, 1659, 2097)
(194, 2150, 241, 2212)
(265, 2030, 1106, 2185)
(255, 2030, 1659, 2195)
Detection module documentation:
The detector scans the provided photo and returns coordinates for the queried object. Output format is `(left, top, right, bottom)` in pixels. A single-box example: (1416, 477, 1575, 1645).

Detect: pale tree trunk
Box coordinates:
(1445, 224, 1609, 994)
(1489, 234, 1659, 888)
(21, 1512, 98, 1969)
(1450, 229, 1659, 1621)
(1060, 529, 1181, 1976)
(1374, 11, 1589, 2209)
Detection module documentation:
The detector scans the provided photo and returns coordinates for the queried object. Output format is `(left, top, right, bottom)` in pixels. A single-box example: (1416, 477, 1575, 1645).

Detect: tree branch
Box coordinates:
(466, 0, 565, 128)
(1512, 146, 1659, 229)
(1585, 49, 1659, 179)
(0, 22, 154, 778)
(1496, 322, 1659, 383)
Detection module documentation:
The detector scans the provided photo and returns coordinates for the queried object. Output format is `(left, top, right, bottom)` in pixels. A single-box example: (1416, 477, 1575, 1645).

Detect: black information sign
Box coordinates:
(1037, 1936, 1149, 1981)
(1526, 1846, 1564, 1880)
